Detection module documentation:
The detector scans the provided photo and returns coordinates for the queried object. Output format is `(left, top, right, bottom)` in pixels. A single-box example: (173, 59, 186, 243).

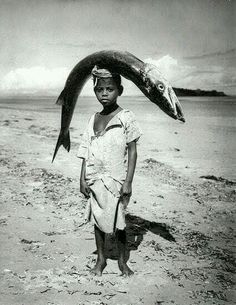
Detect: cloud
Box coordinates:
(145, 55, 194, 85)
(1, 56, 236, 96)
(0, 66, 70, 95)
(144, 55, 236, 94)
(0, 65, 140, 96)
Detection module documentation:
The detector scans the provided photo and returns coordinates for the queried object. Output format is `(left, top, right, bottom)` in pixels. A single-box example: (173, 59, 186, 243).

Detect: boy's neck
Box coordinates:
(100, 103, 119, 115)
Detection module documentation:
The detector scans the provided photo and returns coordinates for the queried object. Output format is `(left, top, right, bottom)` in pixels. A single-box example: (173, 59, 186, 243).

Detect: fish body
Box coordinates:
(53, 50, 185, 161)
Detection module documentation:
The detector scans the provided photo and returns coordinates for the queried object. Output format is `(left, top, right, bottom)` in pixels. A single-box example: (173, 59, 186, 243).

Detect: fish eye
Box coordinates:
(157, 83, 165, 91)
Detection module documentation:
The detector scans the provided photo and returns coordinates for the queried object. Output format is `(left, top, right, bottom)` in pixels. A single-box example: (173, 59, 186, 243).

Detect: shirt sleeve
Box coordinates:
(123, 110, 143, 144)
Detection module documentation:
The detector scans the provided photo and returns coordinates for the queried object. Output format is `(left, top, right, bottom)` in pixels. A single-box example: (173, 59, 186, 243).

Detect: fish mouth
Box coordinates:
(166, 87, 185, 122)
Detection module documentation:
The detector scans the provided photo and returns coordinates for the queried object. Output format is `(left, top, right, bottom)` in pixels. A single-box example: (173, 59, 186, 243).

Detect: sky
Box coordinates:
(0, 0, 235, 96)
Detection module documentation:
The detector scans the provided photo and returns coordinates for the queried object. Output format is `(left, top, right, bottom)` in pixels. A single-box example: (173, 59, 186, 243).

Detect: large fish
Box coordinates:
(52, 50, 185, 162)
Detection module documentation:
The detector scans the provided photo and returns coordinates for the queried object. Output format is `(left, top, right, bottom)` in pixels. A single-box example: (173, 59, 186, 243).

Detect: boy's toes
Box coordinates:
(120, 269, 134, 277)
(118, 263, 134, 277)
(90, 260, 107, 276)
(90, 268, 102, 276)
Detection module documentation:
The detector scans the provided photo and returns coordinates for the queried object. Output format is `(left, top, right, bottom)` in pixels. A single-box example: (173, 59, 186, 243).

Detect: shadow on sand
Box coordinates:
(103, 213, 176, 261)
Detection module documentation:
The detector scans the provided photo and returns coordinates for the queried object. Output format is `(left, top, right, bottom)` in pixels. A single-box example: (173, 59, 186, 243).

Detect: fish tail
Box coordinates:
(52, 130, 71, 162)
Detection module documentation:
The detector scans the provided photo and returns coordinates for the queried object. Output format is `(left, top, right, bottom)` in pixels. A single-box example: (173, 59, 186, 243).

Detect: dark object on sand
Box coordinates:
(53, 50, 185, 161)
(200, 175, 236, 186)
(20, 239, 39, 244)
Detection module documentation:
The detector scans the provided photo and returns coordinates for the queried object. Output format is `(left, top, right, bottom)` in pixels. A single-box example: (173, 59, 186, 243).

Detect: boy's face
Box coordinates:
(94, 78, 120, 107)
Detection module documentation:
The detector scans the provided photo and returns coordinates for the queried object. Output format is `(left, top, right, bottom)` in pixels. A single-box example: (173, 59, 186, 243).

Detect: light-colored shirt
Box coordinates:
(77, 109, 142, 184)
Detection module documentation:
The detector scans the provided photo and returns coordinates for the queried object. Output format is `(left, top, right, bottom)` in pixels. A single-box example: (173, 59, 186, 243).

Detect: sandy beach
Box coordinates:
(0, 96, 235, 305)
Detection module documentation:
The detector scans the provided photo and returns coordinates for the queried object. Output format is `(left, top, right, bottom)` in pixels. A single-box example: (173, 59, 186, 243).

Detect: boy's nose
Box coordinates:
(102, 89, 108, 95)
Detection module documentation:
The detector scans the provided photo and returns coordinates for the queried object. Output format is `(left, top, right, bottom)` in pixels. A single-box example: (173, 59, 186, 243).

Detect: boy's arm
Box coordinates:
(121, 141, 137, 196)
(80, 159, 90, 198)
(80, 159, 86, 181)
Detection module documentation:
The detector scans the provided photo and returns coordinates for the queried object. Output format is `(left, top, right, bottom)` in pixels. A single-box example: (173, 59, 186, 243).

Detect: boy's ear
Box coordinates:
(119, 85, 124, 96)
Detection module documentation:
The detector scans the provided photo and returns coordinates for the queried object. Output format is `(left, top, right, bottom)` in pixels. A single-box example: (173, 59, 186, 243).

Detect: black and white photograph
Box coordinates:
(0, 1, 235, 304)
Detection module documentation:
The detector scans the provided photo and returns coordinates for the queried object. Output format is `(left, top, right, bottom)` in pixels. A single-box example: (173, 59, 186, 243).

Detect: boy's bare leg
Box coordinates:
(116, 229, 134, 276)
(90, 225, 107, 276)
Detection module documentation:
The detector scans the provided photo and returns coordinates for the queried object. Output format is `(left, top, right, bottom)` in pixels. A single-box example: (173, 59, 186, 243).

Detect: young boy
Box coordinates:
(78, 66, 142, 276)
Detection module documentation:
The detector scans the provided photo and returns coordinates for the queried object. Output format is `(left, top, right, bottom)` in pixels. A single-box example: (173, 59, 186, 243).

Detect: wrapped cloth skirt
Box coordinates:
(84, 177, 129, 233)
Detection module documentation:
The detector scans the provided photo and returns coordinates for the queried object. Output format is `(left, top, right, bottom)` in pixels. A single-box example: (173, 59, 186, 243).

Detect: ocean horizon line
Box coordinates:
(0, 94, 235, 100)
(0, 94, 146, 99)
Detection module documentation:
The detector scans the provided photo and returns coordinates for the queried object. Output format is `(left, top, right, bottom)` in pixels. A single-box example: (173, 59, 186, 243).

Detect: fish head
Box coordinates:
(140, 63, 185, 122)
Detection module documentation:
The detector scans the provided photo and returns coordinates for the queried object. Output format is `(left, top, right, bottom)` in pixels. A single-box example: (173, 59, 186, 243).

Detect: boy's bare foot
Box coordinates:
(90, 259, 107, 276)
(118, 260, 134, 277)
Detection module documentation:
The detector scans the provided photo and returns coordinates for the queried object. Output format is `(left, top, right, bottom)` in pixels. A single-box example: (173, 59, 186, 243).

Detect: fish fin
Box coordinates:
(56, 88, 66, 105)
(52, 131, 71, 163)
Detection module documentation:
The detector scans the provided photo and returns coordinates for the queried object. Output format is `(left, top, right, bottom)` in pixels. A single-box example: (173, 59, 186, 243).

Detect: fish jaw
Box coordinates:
(142, 63, 185, 122)
(167, 87, 185, 122)
(152, 86, 185, 122)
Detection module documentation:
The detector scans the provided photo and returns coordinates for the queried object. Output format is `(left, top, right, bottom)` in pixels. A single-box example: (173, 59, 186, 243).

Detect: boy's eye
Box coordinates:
(95, 87, 114, 93)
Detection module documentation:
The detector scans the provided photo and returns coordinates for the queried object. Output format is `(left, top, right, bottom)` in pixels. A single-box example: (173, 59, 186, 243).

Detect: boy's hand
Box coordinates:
(120, 181, 132, 198)
(80, 179, 91, 198)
